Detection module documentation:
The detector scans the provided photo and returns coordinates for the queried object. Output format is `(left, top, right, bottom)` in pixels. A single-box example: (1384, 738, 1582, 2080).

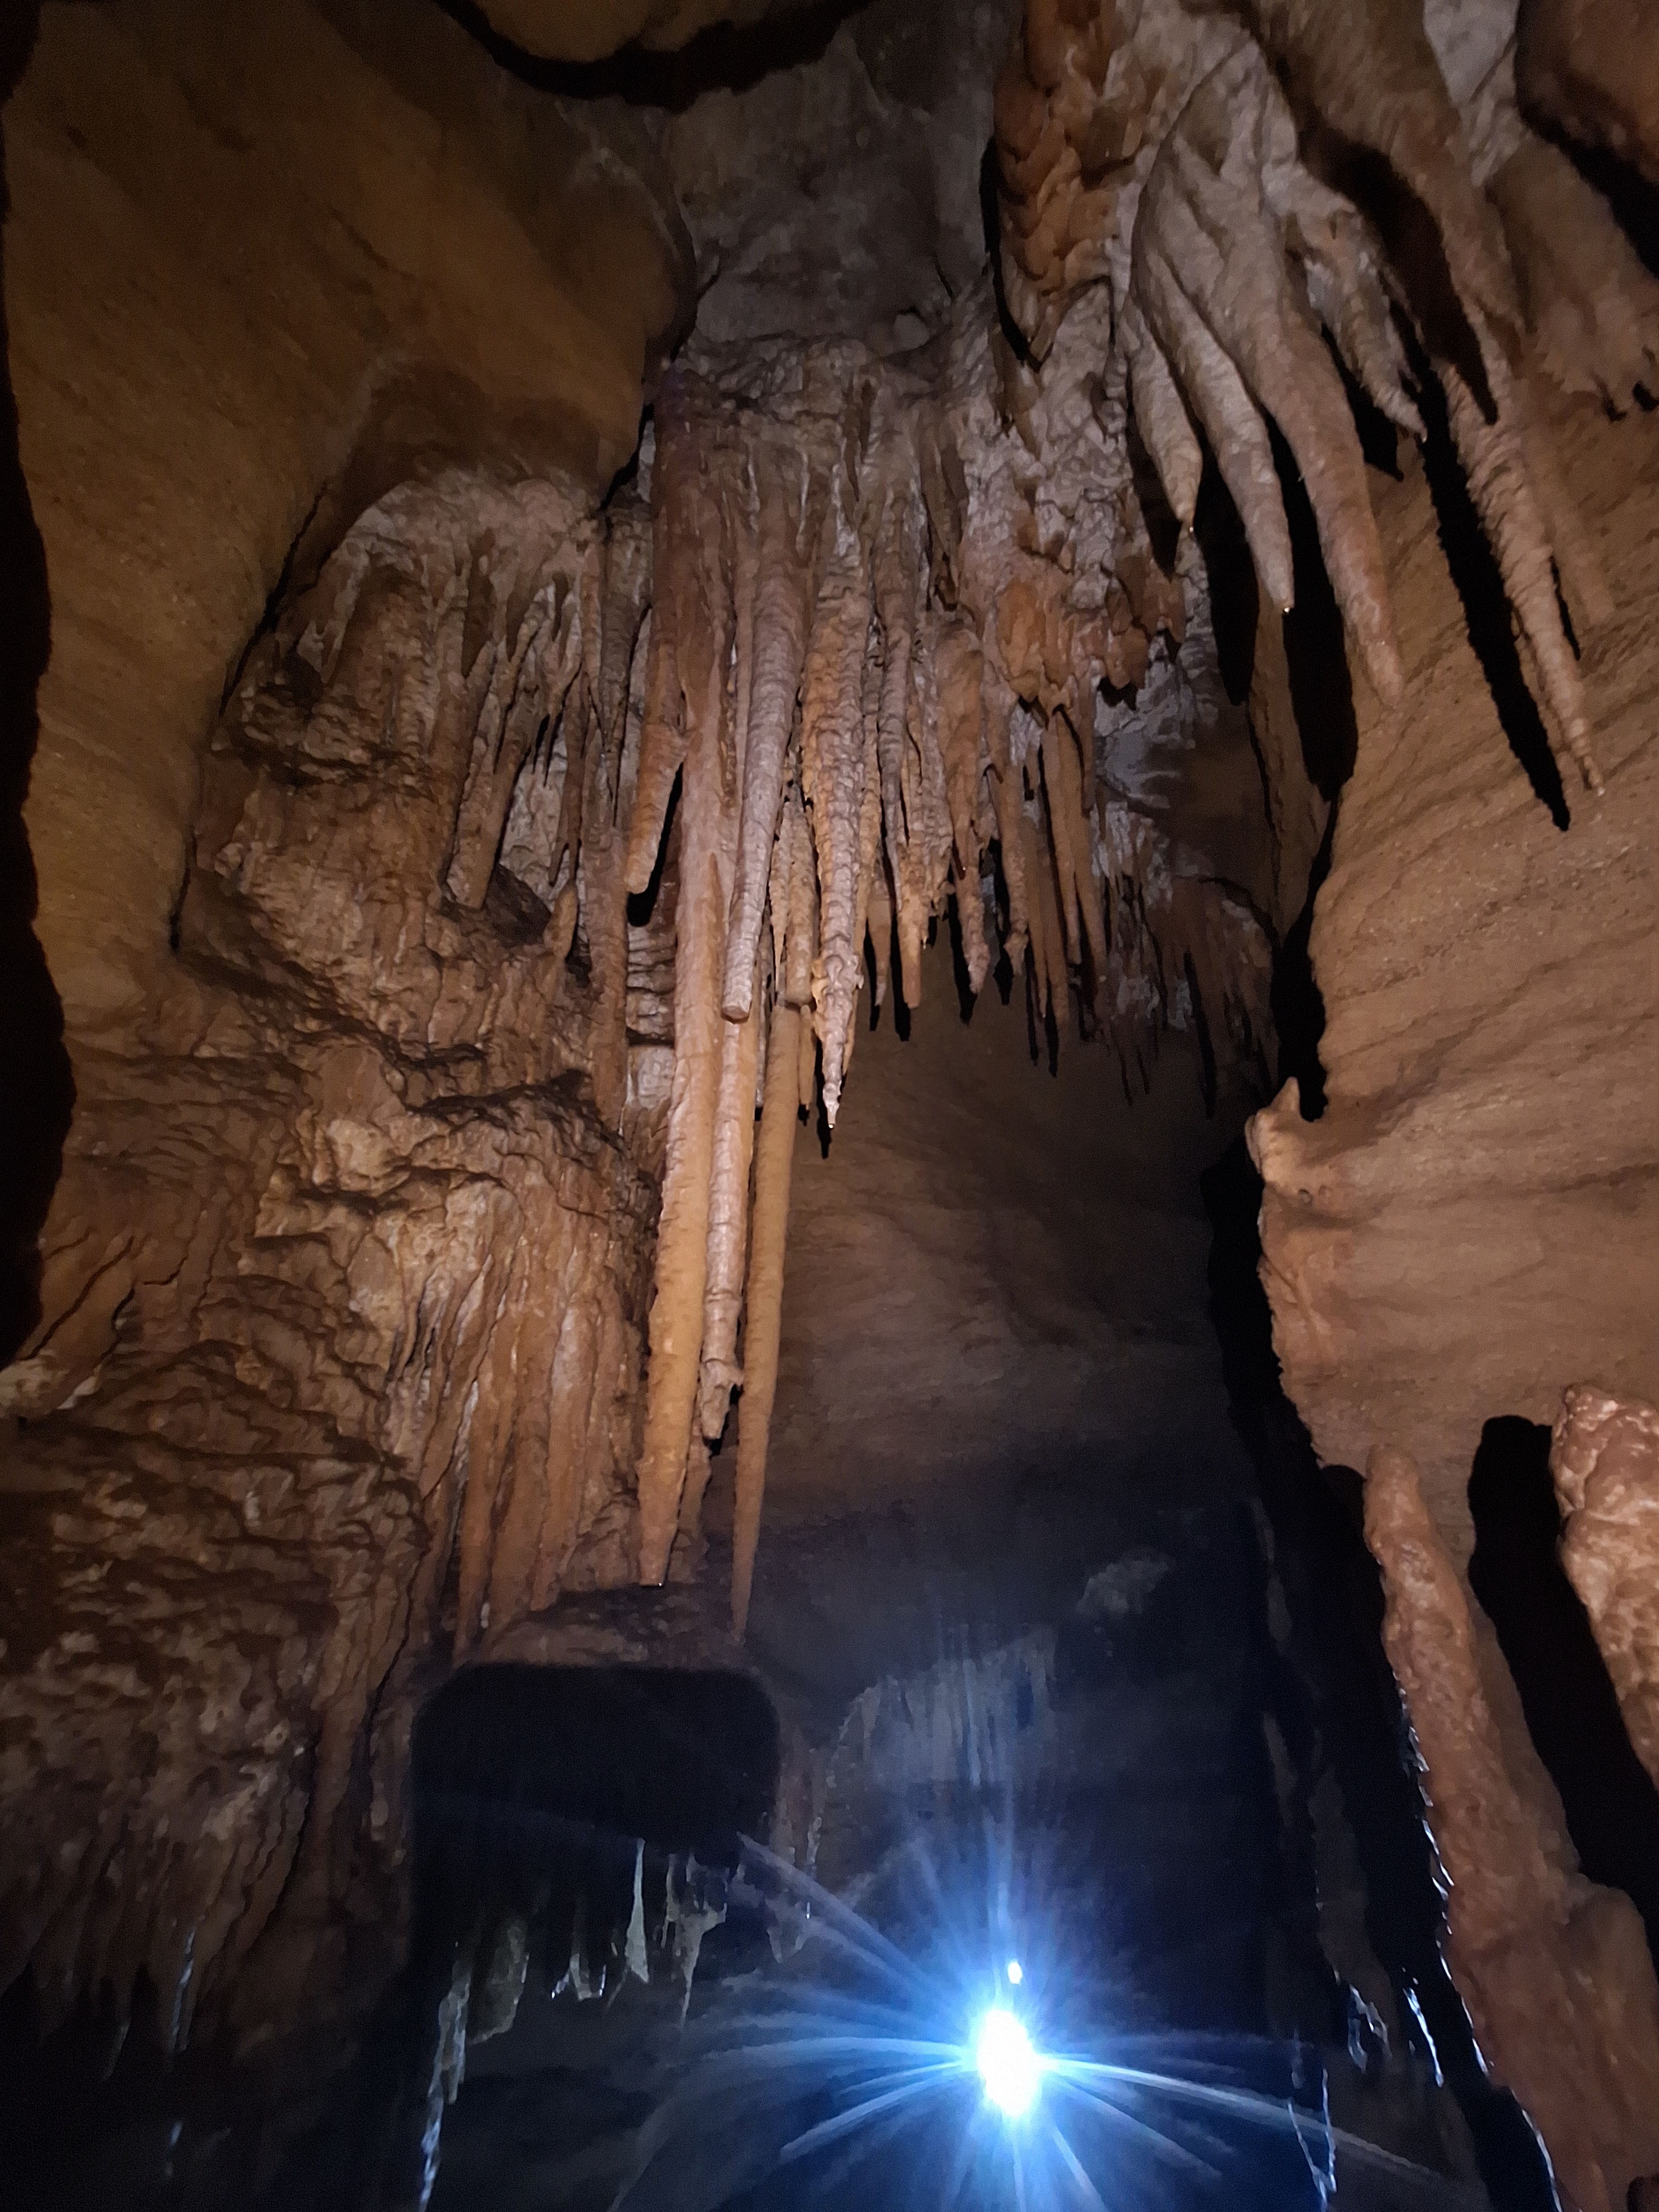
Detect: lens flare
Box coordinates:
(975, 2005, 1041, 2119)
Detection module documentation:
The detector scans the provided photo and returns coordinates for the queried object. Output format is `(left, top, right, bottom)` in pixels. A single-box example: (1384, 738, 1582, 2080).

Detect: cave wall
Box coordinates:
(6, 0, 686, 1040)
(761, 944, 1250, 1525)
(1247, 281, 1659, 2212)
(0, 0, 692, 2054)
(1249, 388, 1659, 1567)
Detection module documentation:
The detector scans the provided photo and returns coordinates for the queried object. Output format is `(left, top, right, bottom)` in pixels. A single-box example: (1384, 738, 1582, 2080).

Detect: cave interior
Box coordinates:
(1, 0, 1657, 2207)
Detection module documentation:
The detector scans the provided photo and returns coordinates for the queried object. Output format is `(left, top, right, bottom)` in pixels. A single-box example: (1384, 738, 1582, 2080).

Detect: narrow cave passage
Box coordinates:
(410, 956, 1525, 2212)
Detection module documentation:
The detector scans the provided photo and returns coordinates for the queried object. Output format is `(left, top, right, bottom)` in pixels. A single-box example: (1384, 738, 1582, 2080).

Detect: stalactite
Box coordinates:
(731, 998, 801, 1640)
(801, 518, 875, 1128)
(935, 618, 993, 994)
(601, 0, 1648, 1597)
(696, 952, 763, 1441)
(722, 453, 822, 1020)
(1128, 43, 1402, 700)
(1440, 319, 1603, 791)
(623, 425, 690, 900)
(867, 869, 894, 1010)
(991, 0, 1627, 793)
(634, 379, 742, 1586)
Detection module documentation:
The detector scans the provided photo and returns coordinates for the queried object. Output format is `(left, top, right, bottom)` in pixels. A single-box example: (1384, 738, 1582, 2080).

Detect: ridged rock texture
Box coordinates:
(2, 0, 1658, 2180)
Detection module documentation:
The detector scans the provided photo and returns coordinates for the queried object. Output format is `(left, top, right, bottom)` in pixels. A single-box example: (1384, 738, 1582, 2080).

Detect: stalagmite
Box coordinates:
(731, 1000, 801, 1641)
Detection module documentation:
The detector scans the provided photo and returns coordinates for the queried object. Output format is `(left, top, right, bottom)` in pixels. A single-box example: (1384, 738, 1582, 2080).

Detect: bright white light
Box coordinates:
(1005, 1959, 1023, 1986)
(975, 2006, 1041, 2118)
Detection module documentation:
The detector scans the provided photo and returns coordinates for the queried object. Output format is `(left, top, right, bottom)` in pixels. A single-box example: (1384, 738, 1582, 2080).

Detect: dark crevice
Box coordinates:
(1271, 807, 1335, 1120)
(1202, 1140, 1562, 2212)
(1467, 1417, 1659, 1967)
(979, 137, 1035, 370)
(1193, 466, 1260, 708)
(436, 0, 862, 108)
(0, 4, 74, 1369)
(1271, 420, 1359, 804)
(1410, 335, 1573, 830)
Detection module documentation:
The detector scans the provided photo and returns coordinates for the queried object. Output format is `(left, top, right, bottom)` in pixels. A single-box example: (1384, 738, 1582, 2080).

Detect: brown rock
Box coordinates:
(1552, 1385, 1659, 1790)
(1250, 391, 1659, 1567)
(1366, 1443, 1659, 2212)
(1517, 0, 1659, 185)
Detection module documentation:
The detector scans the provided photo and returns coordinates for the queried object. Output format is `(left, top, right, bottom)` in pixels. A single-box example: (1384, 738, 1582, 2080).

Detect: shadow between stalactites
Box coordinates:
(1199, 1140, 1561, 2212)
(0, 15, 75, 1369)
(1467, 1417, 1659, 1969)
(1408, 334, 1574, 830)
(1192, 418, 1360, 1127)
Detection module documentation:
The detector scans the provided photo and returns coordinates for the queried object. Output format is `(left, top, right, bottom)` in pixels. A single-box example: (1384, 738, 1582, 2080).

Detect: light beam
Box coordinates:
(976, 2006, 1042, 2119)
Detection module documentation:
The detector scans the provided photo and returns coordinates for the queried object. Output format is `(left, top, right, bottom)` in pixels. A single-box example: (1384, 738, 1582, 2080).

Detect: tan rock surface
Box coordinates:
(1250, 392, 1659, 1564)
(1, 467, 664, 2039)
(1552, 1384, 1659, 1789)
(7, 0, 686, 1036)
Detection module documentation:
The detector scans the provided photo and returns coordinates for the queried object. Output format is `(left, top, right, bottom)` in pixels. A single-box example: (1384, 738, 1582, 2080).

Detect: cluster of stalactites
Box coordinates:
(617, 350, 1185, 1602)
(997, 0, 1659, 799)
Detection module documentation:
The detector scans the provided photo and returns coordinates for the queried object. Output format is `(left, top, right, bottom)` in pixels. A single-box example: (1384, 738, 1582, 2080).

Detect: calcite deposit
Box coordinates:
(1552, 1387, 1659, 1792)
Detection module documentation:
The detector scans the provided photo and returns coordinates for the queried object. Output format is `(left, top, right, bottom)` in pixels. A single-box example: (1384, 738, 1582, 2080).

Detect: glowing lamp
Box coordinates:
(975, 2006, 1041, 2119)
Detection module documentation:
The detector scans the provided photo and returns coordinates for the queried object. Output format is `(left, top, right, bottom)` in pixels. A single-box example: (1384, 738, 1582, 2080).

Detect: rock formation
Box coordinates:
(1366, 1444, 1659, 2212)
(1517, 0, 1659, 184)
(1552, 1387, 1659, 1791)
